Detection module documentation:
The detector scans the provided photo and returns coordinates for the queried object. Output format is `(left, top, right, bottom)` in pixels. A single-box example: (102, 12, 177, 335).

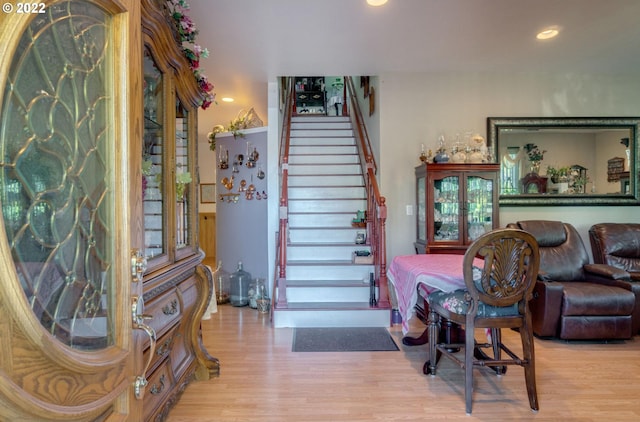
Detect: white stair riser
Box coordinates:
(290, 129, 353, 137)
(288, 213, 355, 227)
(291, 122, 352, 130)
(290, 145, 357, 155)
(288, 186, 365, 199)
(273, 309, 390, 328)
(287, 245, 370, 261)
(288, 164, 361, 175)
(275, 115, 390, 328)
(290, 137, 355, 146)
(292, 116, 350, 123)
(288, 154, 359, 165)
(289, 228, 362, 243)
(288, 199, 366, 213)
(288, 174, 364, 186)
(286, 265, 374, 281)
(286, 286, 373, 302)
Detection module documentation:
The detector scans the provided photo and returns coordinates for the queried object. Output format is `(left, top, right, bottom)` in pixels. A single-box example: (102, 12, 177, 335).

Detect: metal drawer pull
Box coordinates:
(150, 374, 166, 395)
(132, 295, 157, 400)
(162, 299, 178, 315)
(156, 334, 174, 356)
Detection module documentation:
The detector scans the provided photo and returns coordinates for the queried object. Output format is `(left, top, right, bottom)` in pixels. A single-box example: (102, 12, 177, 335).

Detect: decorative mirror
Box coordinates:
(487, 117, 639, 205)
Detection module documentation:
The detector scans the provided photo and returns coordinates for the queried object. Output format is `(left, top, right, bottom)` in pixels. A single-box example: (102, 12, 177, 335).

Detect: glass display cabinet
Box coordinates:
(0, 1, 217, 420)
(416, 163, 500, 254)
(140, 0, 219, 419)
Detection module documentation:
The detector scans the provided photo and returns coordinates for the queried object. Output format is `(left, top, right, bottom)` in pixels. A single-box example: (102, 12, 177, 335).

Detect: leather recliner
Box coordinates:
(589, 223, 640, 334)
(507, 220, 635, 340)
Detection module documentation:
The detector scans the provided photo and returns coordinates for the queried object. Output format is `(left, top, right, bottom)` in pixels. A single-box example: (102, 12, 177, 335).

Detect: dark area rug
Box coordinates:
(292, 327, 399, 352)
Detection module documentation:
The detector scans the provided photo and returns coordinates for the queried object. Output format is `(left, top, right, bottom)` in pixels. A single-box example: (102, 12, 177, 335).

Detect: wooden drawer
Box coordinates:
(169, 277, 197, 377)
(143, 359, 175, 422)
(144, 322, 180, 375)
(146, 287, 182, 339)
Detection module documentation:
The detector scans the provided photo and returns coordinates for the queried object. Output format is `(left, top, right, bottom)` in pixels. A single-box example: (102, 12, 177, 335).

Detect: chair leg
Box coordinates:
(427, 310, 440, 375)
(465, 321, 475, 414)
(521, 317, 539, 411)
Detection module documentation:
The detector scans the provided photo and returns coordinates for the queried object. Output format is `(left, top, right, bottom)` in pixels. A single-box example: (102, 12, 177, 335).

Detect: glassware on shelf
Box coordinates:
(144, 77, 158, 121)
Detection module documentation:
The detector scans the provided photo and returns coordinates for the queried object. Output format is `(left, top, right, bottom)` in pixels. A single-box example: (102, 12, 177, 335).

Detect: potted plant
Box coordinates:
(546, 165, 571, 183)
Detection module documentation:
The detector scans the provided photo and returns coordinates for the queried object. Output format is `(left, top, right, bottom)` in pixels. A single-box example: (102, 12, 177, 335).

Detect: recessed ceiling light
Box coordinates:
(536, 26, 560, 40)
(367, 0, 388, 6)
(221, 97, 234, 103)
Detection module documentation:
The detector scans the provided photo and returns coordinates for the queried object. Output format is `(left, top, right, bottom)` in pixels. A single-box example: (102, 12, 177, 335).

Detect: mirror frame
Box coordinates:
(487, 117, 640, 206)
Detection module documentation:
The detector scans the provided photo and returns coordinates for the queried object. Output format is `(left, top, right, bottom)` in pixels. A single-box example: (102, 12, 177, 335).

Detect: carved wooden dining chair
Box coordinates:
(426, 228, 540, 414)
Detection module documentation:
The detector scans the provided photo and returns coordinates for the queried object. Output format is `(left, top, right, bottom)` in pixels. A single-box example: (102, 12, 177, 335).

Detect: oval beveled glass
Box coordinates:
(0, 1, 114, 350)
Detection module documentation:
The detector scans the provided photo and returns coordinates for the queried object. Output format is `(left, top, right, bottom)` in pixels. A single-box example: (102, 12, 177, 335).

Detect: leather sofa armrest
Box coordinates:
(529, 280, 564, 337)
(537, 270, 553, 282)
(584, 263, 631, 280)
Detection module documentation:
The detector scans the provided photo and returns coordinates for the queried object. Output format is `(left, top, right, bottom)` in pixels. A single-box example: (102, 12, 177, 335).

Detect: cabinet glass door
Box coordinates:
(175, 99, 191, 250)
(0, 1, 138, 419)
(416, 171, 426, 244)
(466, 174, 495, 242)
(432, 175, 460, 242)
(143, 48, 166, 261)
(1, 0, 117, 351)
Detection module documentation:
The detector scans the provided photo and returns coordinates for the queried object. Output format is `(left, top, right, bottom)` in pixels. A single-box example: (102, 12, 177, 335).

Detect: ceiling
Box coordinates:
(187, 0, 640, 126)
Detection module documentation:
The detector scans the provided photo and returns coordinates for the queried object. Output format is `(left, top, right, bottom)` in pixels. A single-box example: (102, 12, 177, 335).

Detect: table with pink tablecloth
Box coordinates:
(387, 254, 472, 335)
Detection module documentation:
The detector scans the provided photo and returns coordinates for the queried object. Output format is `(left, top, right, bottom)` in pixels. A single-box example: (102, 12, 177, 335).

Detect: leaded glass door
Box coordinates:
(0, 1, 143, 420)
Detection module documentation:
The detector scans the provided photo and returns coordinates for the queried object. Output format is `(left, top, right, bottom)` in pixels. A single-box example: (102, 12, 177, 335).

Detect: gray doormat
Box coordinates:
(292, 327, 399, 352)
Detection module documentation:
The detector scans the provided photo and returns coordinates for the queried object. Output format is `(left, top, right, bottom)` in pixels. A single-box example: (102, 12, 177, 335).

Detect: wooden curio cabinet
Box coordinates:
(140, 0, 219, 420)
(416, 163, 500, 254)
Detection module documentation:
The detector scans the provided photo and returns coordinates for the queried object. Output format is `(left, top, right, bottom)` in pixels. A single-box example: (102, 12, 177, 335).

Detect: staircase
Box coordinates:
(272, 115, 391, 327)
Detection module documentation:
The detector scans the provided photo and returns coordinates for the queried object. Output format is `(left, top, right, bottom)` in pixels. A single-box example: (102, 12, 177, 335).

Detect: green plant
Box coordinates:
(207, 125, 225, 150)
(176, 171, 192, 199)
(227, 115, 248, 139)
(546, 165, 571, 181)
(571, 174, 589, 193)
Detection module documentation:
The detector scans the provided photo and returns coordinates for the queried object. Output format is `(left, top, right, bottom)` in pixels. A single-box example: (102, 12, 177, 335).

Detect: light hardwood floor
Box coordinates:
(167, 305, 640, 422)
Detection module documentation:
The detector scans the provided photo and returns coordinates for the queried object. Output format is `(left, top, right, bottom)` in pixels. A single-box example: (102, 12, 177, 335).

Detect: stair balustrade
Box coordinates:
(345, 76, 389, 306)
(275, 76, 389, 318)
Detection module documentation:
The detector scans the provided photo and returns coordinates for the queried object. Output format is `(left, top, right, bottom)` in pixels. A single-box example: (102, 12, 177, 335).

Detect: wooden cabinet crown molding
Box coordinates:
(141, 0, 203, 109)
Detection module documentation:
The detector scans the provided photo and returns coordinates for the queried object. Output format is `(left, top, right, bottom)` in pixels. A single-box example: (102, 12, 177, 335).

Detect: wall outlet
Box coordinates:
(406, 205, 413, 216)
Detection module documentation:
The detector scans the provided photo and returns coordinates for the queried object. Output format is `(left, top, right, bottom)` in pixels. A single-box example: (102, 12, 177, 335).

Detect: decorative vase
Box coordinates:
(529, 161, 541, 174)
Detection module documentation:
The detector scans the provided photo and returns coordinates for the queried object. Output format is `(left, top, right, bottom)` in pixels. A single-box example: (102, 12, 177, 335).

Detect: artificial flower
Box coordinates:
(166, 0, 215, 110)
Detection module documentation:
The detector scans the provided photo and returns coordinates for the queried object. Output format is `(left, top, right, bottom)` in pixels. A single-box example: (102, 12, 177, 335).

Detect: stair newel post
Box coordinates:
(377, 197, 389, 306)
(278, 183, 288, 307)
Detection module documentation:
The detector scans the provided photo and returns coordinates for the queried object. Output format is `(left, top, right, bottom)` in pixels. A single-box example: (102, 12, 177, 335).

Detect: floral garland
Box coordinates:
(166, 0, 215, 109)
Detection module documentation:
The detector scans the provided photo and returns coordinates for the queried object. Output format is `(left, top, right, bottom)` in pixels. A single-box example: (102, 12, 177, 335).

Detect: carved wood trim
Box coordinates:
(141, 0, 203, 109)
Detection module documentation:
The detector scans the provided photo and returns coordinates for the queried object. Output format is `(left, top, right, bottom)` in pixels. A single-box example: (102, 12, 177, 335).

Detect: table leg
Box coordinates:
(402, 298, 463, 349)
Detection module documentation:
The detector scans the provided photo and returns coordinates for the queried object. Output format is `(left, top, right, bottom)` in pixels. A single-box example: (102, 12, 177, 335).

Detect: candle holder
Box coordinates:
(420, 149, 432, 163)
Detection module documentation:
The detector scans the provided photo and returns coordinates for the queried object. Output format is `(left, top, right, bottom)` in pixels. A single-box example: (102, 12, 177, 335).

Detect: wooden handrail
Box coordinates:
(346, 77, 377, 175)
(345, 76, 389, 307)
(277, 78, 295, 306)
(275, 76, 389, 310)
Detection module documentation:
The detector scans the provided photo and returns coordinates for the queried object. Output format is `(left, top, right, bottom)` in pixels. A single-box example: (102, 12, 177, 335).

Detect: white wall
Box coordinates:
(379, 71, 640, 261)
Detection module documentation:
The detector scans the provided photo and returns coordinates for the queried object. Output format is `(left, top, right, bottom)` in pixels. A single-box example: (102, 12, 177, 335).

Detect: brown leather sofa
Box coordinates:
(507, 220, 635, 340)
(589, 223, 640, 333)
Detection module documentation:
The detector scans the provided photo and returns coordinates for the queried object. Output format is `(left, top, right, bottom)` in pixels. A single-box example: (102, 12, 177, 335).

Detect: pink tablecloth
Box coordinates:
(387, 254, 470, 334)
